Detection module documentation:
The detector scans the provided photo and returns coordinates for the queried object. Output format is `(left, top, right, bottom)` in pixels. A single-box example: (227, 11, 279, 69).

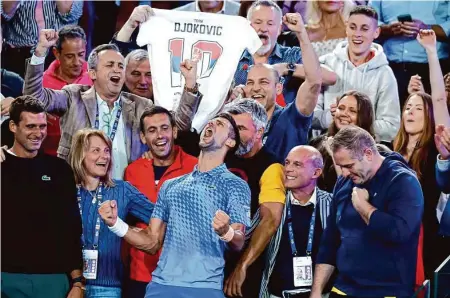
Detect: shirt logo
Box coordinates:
(42, 175, 51, 181)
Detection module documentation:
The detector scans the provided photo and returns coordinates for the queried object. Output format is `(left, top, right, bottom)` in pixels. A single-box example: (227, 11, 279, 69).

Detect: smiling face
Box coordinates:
(125, 58, 153, 99)
(83, 135, 111, 179)
(10, 111, 47, 154)
(335, 95, 358, 130)
(245, 65, 281, 111)
(89, 49, 125, 98)
(140, 113, 177, 160)
(346, 13, 380, 57)
(403, 94, 425, 136)
(199, 117, 236, 153)
(249, 5, 282, 55)
(284, 147, 322, 189)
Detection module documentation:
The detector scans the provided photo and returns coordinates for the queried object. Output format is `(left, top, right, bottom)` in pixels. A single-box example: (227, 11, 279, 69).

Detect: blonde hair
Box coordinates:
(306, 0, 355, 27)
(69, 128, 115, 187)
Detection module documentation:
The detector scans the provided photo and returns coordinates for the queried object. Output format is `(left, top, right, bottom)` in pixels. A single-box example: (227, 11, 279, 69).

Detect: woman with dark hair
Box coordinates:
(394, 30, 450, 279)
(309, 90, 375, 192)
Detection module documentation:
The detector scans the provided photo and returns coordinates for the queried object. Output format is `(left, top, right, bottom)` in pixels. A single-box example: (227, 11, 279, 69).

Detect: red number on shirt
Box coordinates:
(168, 38, 223, 87)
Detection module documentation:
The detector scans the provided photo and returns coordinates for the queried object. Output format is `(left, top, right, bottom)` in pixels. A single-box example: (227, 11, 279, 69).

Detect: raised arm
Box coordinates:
(99, 199, 166, 254)
(116, 5, 153, 43)
(416, 30, 450, 127)
(174, 59, 202, 131)
(283, 13, 322, 116)
(273, 63, 337, 86)
(23, 29, 71, 114)
(55, 0, 83, 23)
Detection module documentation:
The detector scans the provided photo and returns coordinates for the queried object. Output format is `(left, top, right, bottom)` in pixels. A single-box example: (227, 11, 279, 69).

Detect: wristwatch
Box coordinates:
(287, 63, 296, 76)
(184, 83, 199, 94)
(71, 275, 86, 288)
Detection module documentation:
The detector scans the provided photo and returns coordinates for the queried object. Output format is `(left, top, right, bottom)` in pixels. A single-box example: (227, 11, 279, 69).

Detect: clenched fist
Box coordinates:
(180, 59, 198, 89)
(35, 29, 58, 57)
(98, 200, 119, 227)
(212, 210, 230, 237)
(127, 5, 154, 30)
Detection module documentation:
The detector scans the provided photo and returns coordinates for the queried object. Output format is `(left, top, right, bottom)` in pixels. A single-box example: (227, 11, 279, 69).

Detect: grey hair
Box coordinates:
(125, 49, 149, 66)
(87, 44, 120, 71)
(331, 126, 378, 160)
(247, 0, 282, 24)
(224, 98, 268, 131)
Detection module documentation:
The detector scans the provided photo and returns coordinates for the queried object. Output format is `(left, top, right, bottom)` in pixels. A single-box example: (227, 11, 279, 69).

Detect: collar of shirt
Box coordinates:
(241, 43, 283, 61)
(192, 163, 227, 177)
(289, 187, 317, 206)
(195, 0, 226, 14)
(96, 93, 121, 110)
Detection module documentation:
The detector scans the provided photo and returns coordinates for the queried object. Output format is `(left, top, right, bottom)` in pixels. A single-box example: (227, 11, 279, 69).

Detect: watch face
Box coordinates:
(288, 63, 296, 72)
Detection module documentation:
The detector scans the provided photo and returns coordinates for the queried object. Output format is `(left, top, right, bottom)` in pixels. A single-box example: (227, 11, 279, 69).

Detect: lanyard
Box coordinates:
(94, 102, 122, 142)
(76, 183, 103, 249)
(287, 195, 317, 257)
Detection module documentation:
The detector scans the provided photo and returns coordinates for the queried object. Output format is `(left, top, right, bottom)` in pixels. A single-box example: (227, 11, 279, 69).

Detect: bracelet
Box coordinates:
(108, 217, 129, 238)
(219, 226, 235, 242)
(73, 284, 86, 291)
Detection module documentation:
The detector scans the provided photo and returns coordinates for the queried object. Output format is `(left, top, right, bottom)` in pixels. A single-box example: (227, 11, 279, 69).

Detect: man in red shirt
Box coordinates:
(123, 105, 198, 298)
(42, 25, 92, 156)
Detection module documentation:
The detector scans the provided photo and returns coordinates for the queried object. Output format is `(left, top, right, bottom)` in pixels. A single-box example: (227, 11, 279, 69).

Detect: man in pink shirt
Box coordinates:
(42, 25, 92, 156)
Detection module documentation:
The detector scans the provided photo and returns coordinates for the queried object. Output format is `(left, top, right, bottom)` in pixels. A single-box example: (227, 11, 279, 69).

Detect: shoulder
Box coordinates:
(317, 188, 332, 203)
(222, 169, 250, 190)
(42, 154, 73, 171)
(126, 157, 150, 172)
(279, 44, 302, 61)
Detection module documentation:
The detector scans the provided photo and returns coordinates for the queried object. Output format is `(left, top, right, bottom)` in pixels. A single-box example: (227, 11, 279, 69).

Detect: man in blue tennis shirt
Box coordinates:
(98, 112, 251, 298)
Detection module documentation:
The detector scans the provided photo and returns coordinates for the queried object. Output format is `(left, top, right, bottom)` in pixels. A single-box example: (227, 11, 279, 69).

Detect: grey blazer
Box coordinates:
(23, 62, 201, 162)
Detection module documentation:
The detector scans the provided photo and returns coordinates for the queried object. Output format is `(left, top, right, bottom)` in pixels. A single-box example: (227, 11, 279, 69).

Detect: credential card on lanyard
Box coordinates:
(83, 249, 98, 279)
(293, 256, 313, 287)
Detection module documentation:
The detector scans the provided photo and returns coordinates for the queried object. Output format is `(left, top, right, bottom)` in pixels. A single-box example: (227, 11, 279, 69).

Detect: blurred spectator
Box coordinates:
(22, 30, 200, 179)
(42, 25, 92, 157)
(234, 0, 303, 105)
(311, 126, 423, 298)
(175, 0, 240, 15)
(238, 0, 255, 18)
(232, 10, 323, 162)
(123, 107, 197, 298)
(69, 128, 153, 298)
(123, 49, 153, 99)
(371, 0, 450, 107)
(278, 0, 354, 55)
(313, 6, 400, 143)
(263, 146, 332, 298)
(309, 90, 375, 193)
(1, 0, 83, 77)
(393, 30, 450, 279)
(279, 0, 308, 24)
(1, 95, 84, 298)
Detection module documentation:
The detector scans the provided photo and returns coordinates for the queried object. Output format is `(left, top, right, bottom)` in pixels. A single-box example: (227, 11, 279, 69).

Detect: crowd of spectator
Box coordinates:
(1, 1, 450, 298)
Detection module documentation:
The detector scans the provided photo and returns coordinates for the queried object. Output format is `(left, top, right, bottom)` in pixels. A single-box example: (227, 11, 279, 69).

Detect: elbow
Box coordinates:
(324, 72, 337, 86)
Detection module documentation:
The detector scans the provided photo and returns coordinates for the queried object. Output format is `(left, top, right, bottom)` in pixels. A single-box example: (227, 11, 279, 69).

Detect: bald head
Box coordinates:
(249, 63, 280, 83)
(284, 145, 323, 190)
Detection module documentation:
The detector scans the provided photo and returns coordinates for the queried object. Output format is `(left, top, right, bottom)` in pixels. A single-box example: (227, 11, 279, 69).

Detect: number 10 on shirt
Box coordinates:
(168, 38, 224, 87)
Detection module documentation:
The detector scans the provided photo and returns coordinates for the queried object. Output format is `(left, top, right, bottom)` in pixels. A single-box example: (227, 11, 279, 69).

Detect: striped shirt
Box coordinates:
(1, 0, 83, 48)
(257, 188, 332, 298)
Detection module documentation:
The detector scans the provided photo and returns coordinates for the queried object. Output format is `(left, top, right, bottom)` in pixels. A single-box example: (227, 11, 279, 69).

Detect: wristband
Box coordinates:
(219, 225, 235, 242)
(108, 217, 129, 238)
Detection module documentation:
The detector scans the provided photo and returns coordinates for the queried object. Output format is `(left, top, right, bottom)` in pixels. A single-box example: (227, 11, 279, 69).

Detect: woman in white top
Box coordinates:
(305, 0, 355, 57)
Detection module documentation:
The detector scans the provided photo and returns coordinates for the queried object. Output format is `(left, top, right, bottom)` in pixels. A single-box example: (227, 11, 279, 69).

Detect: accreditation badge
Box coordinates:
(293, 256, 313, 287)
(82, 249, 99, 279)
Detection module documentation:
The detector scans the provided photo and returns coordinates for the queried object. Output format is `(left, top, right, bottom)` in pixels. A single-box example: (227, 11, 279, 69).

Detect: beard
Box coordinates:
(256, 41, 272, 56)
(235, 137, 256, 156)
